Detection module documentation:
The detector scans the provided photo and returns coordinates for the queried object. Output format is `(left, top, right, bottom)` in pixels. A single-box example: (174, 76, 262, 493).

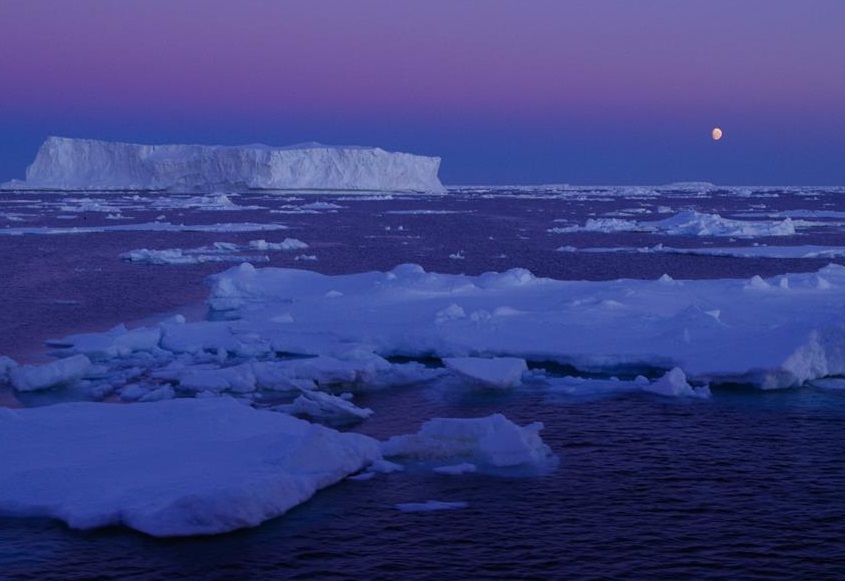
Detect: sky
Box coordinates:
(1, 0, 843, 185)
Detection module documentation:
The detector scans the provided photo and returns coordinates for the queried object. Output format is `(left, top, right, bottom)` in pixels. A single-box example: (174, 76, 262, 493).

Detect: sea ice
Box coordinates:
(382, 413, 553, 470)
(0, 397, 382, 536)
(433, 462, 478, 475)
(558, 244, 845, 260)
(642, 367, 711, 398)
(195, 263, 845, 389)
(121, 240, 310, 267)
(14, 261, 845, 404)
(9, 354, 92, 392)
(249, 238, 308, 251)
(0, 221, 289, 237)
(121, 247, 269, 266)
(395, 501, 468, 512)
(150, 193, 260, 211)
(443, 356, 527, 389)
(276, 389, 374, 425)
(550, 210, 796, 237)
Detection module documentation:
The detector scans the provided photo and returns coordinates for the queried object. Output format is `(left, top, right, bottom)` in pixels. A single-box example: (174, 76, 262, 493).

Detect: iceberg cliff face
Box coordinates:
(7, 137, 445, 193)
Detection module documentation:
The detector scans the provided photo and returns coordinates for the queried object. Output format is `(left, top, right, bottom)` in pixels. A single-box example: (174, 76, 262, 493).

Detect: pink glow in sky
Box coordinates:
(1, 0, 844, 183)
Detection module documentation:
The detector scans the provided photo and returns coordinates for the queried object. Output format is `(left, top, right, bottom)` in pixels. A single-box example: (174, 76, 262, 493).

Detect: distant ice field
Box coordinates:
(3, 185, 845, 362)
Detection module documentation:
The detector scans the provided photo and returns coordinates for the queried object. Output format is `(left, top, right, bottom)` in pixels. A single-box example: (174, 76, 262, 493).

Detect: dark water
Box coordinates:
(2, 187, 845, 579)
(3, 387, 845, 579)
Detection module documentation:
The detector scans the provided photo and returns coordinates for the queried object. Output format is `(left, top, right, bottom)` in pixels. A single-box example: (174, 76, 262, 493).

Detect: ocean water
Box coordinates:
(2, 186, 845, 579)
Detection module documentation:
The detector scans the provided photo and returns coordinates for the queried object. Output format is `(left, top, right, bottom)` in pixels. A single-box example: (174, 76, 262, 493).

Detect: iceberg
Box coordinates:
(3, 137, 445, 193)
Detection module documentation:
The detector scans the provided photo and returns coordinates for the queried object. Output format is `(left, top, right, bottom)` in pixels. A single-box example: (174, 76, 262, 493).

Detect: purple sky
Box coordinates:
(1, 0, 843, 184)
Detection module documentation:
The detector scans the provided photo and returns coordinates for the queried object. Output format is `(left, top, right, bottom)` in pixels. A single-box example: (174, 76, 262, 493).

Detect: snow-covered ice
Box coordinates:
(550, 210, 797, 237)
(275, 390, 374, 425)
(5, 185, 845, 543)
(249, 238, 308, 251)
(433, 463, 478, 475)
(0, 394, 545, 535)
(25, 262, 845, 394)
(641, 367, 710, 398)
(443, 357, 527, 389)
(121, 247, 268, 266)
(0, 397, 381, 536)
(10, 354, 92, 392)
(558, 244, 845, 260)
(3, 136, 445, 193)
(121, 239, 309, 265)
(194, 262, 845, 389)
(0, 221, 289, 236)
(382, 413, 553, 470)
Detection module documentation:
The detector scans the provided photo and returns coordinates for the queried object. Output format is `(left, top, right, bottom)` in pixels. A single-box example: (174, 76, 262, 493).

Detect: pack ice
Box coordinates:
(13, 262, 845, 395)
(188, 262, 845, 389)
(3, 136, 445, 193)
(6, 260, 845, 536)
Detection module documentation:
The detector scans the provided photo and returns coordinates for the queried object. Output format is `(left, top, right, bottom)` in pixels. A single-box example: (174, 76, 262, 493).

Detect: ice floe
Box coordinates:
(557, 244, 845, 260)
(18, 262, 845, 394)
(443, 357, 527, 389)
(0, 397, 381, 536)
(549, 210, 797, 237)
(0, 221, 288, 236)
(275, 389, 374, 425)
(121, 239, 309, 265)
(395, 501, 468, 512)
(642, 368, 711, 398)
(10, 354, 92, 392)
(0, 397, 550, 535)
(382, 414, 554, 472)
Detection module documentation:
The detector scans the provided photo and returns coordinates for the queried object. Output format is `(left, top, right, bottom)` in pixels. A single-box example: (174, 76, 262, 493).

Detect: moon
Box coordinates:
(712, 127, 723, 141)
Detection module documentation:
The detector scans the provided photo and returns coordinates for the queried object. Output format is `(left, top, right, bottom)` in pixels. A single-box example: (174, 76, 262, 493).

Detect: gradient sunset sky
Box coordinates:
(1, 0, 843, 185)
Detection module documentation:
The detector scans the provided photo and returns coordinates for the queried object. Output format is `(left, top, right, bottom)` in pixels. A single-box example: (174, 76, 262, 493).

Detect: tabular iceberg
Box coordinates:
(3, 136, 445, 193)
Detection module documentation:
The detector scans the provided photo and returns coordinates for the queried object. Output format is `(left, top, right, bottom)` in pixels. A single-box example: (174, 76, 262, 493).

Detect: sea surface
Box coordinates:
(2, 186, 845, 579)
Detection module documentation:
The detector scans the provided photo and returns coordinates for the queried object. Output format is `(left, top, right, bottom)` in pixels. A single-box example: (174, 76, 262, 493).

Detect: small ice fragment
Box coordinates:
(433, 463, 478, 475)
(10, 354, 92, 392)
(368, 459, 405, 473)
(443, 357, 527, 389)
(642, 367, 711, 398)
(395, 501, 468, 512)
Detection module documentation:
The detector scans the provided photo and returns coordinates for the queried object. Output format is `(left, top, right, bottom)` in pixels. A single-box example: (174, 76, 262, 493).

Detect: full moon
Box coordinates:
(712, 127, 723, 141)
